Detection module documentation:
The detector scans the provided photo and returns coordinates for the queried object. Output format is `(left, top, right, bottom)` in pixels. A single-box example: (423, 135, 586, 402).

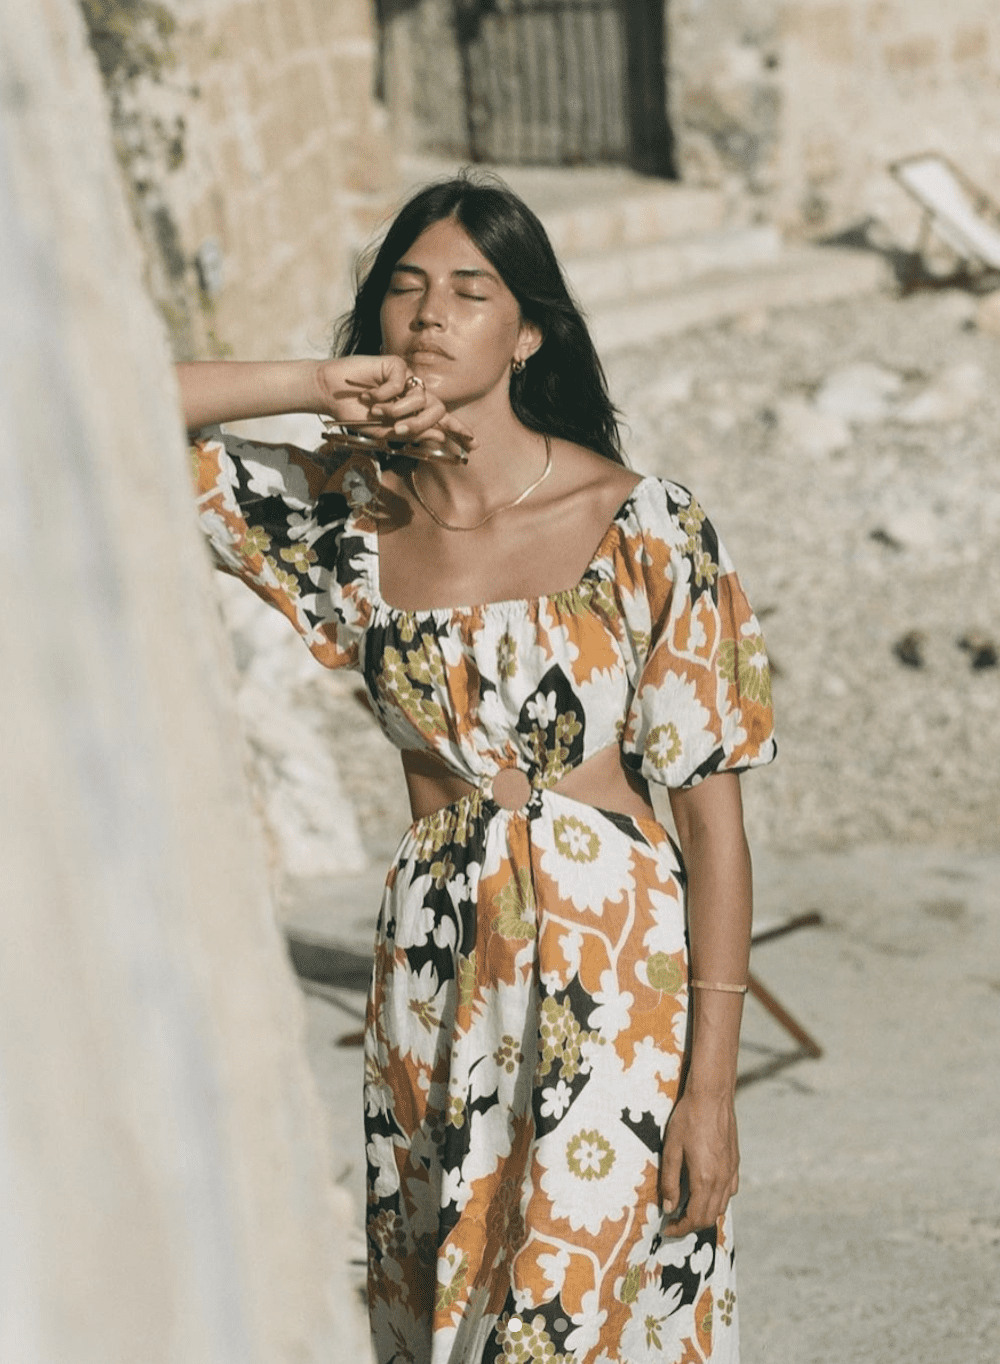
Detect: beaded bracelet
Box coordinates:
(690, 979, 749, 995)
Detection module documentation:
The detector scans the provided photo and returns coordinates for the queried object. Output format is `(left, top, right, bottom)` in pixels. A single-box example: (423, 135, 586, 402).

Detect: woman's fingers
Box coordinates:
(659, 1091, 740, 1237)
(659, 1132, 685, 1217)
(316, 356, 477, 454)
(661, 1178, 736, 1239)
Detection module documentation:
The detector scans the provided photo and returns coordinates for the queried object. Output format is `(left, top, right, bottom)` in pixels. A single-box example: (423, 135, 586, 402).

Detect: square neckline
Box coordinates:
(355, 474, 656, 618)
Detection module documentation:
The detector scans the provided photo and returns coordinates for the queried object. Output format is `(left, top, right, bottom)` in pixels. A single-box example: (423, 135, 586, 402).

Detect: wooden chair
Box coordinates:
(889, 152, 1000, 293)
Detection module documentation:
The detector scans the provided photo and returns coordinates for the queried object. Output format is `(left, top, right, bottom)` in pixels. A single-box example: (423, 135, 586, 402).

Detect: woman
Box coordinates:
(181, 175, 775, 1364)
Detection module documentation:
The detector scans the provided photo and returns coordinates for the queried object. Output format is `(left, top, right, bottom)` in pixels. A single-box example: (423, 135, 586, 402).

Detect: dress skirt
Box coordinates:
(363, 788, 739, 1364)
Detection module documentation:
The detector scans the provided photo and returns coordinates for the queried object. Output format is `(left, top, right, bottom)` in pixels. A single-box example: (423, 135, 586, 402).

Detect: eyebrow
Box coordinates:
(390, 263, 499, 283)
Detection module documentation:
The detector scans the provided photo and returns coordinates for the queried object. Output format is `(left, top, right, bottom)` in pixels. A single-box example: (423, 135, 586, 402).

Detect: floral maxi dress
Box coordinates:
(192, 433, 776, 1364)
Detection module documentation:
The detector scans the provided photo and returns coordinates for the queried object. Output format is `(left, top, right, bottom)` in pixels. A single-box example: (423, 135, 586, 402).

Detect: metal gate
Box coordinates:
(455, 0, 674, 174)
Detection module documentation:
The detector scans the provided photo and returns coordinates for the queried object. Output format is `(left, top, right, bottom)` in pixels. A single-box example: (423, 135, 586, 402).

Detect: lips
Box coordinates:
(407, 342, 453, 362)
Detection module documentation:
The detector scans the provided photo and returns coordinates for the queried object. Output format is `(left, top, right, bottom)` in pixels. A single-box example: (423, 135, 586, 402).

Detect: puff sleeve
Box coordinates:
(191, 429, 377, 671)
(620, 480, 776, 788)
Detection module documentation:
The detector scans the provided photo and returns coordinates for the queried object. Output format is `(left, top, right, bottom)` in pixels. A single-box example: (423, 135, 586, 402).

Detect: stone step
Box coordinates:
(395, 155, 733, 255)
(589, 245, 892, 353)
(531, 180, 731, 258)
(562, 224, 783, 309)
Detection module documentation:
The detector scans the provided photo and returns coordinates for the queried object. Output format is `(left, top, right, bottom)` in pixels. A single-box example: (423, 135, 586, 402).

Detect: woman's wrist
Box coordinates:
(178, 359, 331, 430)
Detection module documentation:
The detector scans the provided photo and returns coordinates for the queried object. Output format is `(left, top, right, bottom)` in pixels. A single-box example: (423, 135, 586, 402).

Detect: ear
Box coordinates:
(515, 319, 543, 366)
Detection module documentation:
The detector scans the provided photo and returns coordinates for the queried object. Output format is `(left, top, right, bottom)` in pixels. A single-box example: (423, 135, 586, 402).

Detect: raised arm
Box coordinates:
(177, 355, 475, 453)
(660, 770, 752, 1235)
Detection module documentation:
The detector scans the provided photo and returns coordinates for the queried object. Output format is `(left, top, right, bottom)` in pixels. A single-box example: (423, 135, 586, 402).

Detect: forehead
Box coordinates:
(393, 217, 499, 278)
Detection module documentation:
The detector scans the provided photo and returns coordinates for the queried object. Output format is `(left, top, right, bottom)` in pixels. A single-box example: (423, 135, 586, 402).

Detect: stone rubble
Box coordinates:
(603, 283, 1000, 852)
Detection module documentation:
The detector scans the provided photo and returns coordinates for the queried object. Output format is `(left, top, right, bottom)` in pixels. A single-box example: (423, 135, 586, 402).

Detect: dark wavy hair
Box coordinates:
(333, 173, 624, 465)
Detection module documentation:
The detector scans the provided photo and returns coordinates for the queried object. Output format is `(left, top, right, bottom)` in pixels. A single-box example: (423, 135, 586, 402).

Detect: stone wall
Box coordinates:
(670, 0, 1000, 239)
(82, 0, 399, 362)
(0, 1, 370, 1357)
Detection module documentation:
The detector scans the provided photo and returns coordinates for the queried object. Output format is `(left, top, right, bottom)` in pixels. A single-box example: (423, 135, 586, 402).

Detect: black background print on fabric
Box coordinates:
(663, 482, 722, 610)
(515, 663, 586, 776)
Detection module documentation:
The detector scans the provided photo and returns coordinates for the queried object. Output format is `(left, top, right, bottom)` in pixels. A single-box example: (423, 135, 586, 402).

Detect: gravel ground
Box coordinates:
(604, 285, 1000, 852)
(297, 841, 1000, 1364)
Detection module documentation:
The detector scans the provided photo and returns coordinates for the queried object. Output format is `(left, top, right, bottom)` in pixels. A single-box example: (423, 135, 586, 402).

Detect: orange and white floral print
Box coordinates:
(193, 437, 773, 1364)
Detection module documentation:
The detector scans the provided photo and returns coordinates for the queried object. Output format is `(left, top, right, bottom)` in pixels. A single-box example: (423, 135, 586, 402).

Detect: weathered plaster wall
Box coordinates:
(670, 0, 1000, 238)
(0, 1, 369, 1357)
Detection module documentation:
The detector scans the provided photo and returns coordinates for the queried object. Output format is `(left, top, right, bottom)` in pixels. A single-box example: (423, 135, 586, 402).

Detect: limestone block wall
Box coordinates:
(176, 0, 398, 358)
(84, 0, 399, 362)
(670, 0, 1000, 239)
(0, 1, 370, 1358)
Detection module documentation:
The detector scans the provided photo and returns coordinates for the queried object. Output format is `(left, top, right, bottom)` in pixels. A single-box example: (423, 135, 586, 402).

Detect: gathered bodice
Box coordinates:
(191, 434, 776, 795)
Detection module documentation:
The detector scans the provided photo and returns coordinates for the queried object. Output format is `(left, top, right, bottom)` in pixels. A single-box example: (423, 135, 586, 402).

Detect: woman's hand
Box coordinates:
(177, 357, 475, 458)
(659, 1088, 740, 1237)
(314, 356, 476, 459)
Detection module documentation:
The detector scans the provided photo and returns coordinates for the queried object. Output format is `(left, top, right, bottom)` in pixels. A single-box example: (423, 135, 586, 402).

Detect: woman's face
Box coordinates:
(379, 216, 540, 410)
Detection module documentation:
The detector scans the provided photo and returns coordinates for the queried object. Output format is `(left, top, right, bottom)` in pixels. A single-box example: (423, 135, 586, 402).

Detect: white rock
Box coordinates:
(814, 362, 903, 422)
(215, 576, 369, 883)
(975, 289, 1000, 338)
(896, 362, 985, 425)
(879, 507, 944, 552)
(776, 396, 852, 457)
(649, 368, 695, 407)
(238, 682, 369, 881)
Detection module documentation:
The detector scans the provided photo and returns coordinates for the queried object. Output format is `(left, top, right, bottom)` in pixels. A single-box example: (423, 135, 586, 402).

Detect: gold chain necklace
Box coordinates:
(409, 434, 552, 532)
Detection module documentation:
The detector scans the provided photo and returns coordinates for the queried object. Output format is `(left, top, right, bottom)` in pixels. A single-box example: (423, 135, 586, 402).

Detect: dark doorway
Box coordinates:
(455, 0, 675, 174)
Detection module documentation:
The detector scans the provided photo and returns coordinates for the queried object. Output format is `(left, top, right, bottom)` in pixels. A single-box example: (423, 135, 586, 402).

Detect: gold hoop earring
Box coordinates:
(512, 358, 526, 374)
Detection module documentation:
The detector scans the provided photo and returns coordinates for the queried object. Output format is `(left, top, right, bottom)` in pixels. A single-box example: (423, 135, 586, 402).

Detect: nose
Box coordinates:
(412, 285, 445, 330)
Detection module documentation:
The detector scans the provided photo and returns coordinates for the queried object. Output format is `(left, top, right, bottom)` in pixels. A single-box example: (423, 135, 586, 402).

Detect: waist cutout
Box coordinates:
(401, 744, 654, 823)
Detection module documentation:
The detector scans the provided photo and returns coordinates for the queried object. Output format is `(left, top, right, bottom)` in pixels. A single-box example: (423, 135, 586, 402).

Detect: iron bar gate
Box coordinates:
(455, 0, 674, 174)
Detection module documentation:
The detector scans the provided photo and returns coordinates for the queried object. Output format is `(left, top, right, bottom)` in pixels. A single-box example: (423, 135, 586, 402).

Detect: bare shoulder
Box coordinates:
(544, 439, 643, 518)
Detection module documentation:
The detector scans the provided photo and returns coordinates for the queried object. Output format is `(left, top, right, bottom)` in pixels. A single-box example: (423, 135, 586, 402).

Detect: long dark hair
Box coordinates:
(333, 173, 624, 465)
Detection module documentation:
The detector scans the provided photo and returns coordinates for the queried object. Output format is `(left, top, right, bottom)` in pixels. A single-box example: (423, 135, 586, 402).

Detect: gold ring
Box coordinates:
(404, 375, 425, 392)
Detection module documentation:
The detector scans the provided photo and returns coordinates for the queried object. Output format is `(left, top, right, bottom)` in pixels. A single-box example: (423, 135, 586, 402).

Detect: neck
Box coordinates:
(419, 400, 547, 510)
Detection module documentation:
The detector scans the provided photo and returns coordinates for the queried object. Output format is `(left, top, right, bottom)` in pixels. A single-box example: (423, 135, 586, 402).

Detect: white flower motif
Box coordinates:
(619, 1281, 685, 1364)
(526, 690, 558, 726)
(536, 1246, 570, 1297)
(635, 669, 716, 784)
(610, 1036, 679, 1137)
(537, 1113, 650, 1234)
(587, 970, 634, 1041)
(539, 926, 583, 993)
(563, 1290, 607, 1357)
(395, 887, 437, 948)
(343, 467, 374, 506)
(385, 959, 450, 1068)
(366, 1132, 401, 1198)
(534, 800, 632, 915)
(539, 1079, 573, 1120)
(199, 510, 243, 570)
